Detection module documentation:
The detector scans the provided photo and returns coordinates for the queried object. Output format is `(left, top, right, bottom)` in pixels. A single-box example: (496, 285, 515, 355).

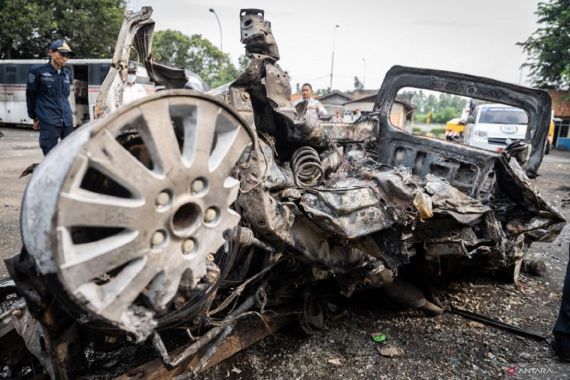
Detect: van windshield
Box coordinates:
(479, 108, 528, 124)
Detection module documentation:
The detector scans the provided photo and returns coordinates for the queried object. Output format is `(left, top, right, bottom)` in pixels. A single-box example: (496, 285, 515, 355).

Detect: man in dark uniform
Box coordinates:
(26, 40, 74, 155)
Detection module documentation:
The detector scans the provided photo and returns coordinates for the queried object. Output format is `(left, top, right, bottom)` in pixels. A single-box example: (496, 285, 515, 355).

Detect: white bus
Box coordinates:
(0, 59, 153, 127)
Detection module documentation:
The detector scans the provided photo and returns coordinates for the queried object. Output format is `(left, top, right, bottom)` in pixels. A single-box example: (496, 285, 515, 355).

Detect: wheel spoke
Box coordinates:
(188, 102, 220, 169)
(59, 228, 142, 290)
(147, 267, 185, 310)
(139, 100, 182, 174)
(210, 125, 252, 177)
(58, 190, 143, 228)
(88, 131, 157, 197)
(98, 257, 159, 317)
(223, 177, 240, 207)
(218, 209, 241, 233)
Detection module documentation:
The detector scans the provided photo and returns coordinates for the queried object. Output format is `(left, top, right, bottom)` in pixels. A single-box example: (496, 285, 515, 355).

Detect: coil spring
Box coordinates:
(291, 146, 324, 187)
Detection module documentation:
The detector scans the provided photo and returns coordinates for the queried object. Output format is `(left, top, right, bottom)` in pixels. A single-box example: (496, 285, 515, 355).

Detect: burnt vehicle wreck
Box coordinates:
(1, 7, 566, 378)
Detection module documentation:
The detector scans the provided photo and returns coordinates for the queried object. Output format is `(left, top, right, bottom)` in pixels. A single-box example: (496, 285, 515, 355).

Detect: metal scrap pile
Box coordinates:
(0, 7, 565, 379)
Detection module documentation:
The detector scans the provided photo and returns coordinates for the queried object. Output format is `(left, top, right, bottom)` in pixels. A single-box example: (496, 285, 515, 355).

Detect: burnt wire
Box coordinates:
(207, 255, 281, 317)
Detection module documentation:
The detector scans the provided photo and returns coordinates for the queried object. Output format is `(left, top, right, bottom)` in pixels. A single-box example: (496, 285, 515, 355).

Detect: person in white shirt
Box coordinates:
(293, 83, 327, 118)
(331, 110, 343, 123)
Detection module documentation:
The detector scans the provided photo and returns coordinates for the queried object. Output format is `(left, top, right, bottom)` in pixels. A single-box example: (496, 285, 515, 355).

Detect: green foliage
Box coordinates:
(430, 128, 446, 136)
(412, 127, 422, 134)
(238, 54, 250, 71)
(431, 106, 460, 124)
(415, 114, 427, 123)
(402, 89, 466, 124)
(519, 0, 570, 89)
(0, 0, 125, 59)
(152, 30, 193, 68)
(152, 30, 240, 88)
(314, 88, 328, 97)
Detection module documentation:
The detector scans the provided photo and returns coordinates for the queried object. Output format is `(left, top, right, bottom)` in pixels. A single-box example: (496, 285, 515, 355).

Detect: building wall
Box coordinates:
(320, 94, 351, 106)
(549, 91, 570, 149)
(344, 101, 374, 112)
(390, 103, 405, 129)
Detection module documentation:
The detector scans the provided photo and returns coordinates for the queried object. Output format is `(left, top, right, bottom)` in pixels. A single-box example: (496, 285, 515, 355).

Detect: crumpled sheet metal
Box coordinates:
(238, 132, 501, 270)
(425, 175, 491, 225)
(495, 155, 566, 242)
(235, 76, 563, 271)
(300, 183, 394, 239)
(232, 8, 565, 278)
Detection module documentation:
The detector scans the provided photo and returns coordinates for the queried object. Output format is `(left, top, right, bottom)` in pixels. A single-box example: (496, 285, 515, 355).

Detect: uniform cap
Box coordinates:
(50, 40, 74, 55)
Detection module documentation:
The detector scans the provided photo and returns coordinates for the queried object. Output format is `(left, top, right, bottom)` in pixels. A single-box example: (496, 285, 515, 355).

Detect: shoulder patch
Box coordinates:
(27, 72, 36, 83)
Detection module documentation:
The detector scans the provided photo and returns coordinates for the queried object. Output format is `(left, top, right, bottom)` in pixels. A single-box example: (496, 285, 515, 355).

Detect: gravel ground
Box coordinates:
(0, 127, 569, 379)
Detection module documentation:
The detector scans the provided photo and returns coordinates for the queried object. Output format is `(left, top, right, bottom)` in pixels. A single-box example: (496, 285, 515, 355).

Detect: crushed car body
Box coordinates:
(1, 7, 566, 378)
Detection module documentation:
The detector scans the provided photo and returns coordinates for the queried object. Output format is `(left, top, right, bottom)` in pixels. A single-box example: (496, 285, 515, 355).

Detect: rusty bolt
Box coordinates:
(208, 271, 219, 283)
(204, 207, 218, 223)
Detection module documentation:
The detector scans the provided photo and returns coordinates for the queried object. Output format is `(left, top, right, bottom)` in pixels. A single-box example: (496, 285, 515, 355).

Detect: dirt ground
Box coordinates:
(0, 127, 42, 278)
(1, 127, 569, 379)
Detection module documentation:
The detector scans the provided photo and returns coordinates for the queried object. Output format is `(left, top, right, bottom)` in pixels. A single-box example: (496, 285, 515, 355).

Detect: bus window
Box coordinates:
(73, 65, 89, 104)
(18, 65, 33, 84)
(88, 63, 111, 85)
(5, 66, 17, 84)
(72, 64, 90, 125)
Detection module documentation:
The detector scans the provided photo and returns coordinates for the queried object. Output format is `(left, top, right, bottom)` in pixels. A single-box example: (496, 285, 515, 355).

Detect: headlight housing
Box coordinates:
(474, 130, 488, 138)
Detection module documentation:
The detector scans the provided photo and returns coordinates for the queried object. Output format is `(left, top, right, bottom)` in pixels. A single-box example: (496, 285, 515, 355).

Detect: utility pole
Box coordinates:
(209, 8, 223, 52)
(362, 57, 366, 88)
(329, 24, 340, 91)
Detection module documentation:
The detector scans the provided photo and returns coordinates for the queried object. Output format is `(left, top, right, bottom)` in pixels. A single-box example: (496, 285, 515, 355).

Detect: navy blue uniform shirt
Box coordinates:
(26, 63, 73, 127)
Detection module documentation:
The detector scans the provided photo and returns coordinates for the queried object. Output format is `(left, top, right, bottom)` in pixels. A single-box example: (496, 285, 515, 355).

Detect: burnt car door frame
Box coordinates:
(372, 66, 552, 189)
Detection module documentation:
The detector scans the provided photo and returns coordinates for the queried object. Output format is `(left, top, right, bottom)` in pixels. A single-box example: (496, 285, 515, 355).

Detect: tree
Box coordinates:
(314, 88, 328, 97)
(51, 0, 126, 58)
(0, 0, 126, 59)
(354, 76, 364, 90)
(152, 30, 240, 88)
(402, 89, 466, 123)
(519, 0, 570, 89)
(238, 54, 250, 71)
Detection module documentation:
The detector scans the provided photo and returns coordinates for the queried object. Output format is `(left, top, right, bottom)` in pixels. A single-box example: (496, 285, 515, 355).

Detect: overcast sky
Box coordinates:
(128, 0, 541, 92)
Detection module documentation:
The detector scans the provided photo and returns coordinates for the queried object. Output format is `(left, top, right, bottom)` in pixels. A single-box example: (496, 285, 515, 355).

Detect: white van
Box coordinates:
(464, 104, 528, 152)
